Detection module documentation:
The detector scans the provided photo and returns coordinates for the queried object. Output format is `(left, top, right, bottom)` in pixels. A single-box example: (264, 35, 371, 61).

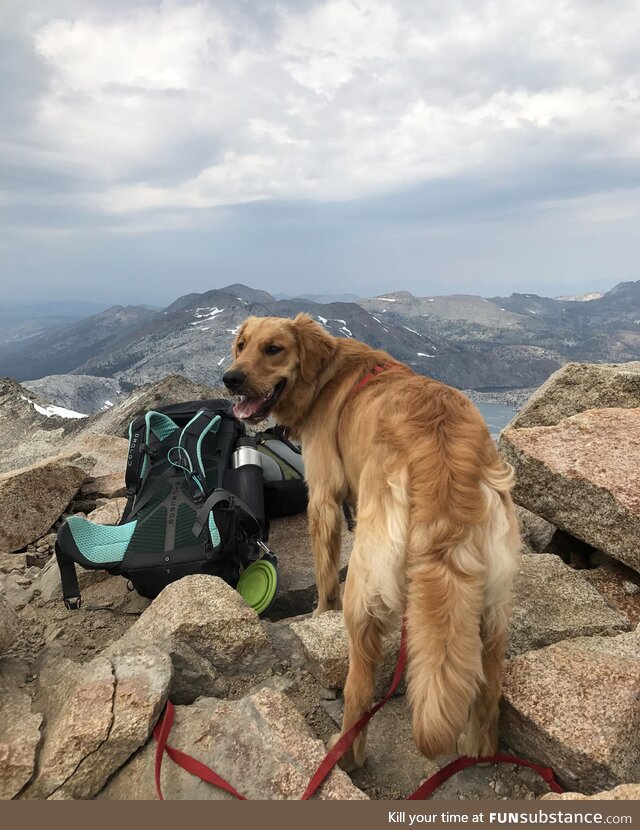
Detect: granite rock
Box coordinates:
(543, 782, 640, 800)
(508, 554, 631, 656)
(0, 457, 89, 552)
(99, 689, 367, 800)
(291, 611, 404, 696)
(512, 362, 640, 429)
(112, 575, 274, 703)
(502, 630, 640, 793)
(0, 664, 43, 799)
(24, 647, 171, 799)
(501, 407, 640, 573)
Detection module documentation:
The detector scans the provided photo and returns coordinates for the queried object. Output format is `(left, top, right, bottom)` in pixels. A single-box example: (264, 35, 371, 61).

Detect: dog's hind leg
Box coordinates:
(328, 563, 393, 771)
(328, 474, 408, 770)
(456, 613, 506, 758)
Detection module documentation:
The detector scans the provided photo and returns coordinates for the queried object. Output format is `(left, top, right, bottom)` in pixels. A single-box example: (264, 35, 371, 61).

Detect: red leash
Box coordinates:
(408, 752, 564, 799)
(153, 701, 246, 801)
(152, 622, 563, 800)
(300, 623, 410, 799)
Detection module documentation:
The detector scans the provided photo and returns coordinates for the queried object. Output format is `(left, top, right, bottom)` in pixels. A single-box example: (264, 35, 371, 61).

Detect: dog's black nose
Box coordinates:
(222, 369, 246, 392)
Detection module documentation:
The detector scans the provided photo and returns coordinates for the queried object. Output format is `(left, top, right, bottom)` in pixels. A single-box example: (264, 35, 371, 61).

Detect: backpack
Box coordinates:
(55, 399, 302, 614)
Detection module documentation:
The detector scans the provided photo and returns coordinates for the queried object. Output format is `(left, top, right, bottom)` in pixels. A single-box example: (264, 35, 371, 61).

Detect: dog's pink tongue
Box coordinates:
(233, 395, 266, 420)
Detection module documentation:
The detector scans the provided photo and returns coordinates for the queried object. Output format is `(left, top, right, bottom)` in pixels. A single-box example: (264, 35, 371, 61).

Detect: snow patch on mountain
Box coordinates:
(21, 395, 87, 419)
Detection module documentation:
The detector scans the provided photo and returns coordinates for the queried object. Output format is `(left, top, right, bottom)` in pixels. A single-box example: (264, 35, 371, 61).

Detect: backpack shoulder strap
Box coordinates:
(55, 542, 81, 609)
(124, 414, 147, 497)
(122, 411, 181, 522)
(179, 408, 244, 490)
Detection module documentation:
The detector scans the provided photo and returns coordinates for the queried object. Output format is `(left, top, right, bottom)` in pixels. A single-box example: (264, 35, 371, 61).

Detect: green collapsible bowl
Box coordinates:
(237, 559, 278, 616)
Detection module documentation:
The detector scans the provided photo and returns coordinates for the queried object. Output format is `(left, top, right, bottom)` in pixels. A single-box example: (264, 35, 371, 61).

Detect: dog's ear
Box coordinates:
(293, 313, 337, 384)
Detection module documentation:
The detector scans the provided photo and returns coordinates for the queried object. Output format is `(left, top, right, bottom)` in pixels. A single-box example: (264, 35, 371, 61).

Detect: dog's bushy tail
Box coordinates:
(401, 397, 509, 759)
(404, 519, 486, 759)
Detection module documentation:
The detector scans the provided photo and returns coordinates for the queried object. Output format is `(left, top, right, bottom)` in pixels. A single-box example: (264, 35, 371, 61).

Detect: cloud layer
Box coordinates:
(1, 0, 639, 301)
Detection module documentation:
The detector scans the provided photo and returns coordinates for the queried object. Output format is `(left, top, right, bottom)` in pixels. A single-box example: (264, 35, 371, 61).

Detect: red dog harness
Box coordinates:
(348, 362, 403, 399)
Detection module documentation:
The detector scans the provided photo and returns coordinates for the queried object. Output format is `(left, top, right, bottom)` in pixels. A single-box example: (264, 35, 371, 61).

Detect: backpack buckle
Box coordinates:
(256, 539, 277, 565)
(64, 597, 82, 610)
(140, 443, 156, 462)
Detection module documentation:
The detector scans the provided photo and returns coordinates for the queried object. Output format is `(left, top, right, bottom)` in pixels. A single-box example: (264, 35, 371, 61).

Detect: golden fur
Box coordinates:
(226, 313, 521, 769)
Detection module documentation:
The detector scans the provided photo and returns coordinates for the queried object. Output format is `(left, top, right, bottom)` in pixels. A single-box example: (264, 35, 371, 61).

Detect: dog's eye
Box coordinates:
(265, 344, 283, 356)
(237, 341, 245, 352)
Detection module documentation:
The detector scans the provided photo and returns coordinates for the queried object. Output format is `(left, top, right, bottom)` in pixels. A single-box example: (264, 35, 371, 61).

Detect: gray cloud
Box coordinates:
(1, 0, 639, 302)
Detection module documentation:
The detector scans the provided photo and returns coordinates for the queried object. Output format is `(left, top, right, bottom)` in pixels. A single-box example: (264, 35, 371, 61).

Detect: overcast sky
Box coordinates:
(1, 0, 639, 304)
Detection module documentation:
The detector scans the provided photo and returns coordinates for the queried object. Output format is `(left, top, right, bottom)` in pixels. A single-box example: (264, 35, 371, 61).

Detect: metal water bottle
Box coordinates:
(230, 437, 265, 527)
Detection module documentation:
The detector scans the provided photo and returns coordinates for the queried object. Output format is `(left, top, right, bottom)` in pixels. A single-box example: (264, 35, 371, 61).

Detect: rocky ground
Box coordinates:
(1, 366, 639, 801)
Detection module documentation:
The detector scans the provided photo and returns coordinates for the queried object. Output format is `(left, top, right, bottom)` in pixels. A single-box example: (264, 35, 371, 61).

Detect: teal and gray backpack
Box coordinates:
(55, 399, 301, 614)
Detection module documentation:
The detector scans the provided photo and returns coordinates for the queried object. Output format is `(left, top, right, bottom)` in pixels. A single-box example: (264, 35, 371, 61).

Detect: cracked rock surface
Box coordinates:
(0, 663, 43, 799)
(99, 688, 367, 801)
(23, 647, 171, 800)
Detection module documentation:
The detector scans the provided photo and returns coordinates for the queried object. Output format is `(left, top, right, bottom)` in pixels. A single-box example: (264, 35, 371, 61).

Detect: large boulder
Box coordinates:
(0, 664, 43, 799)
(99, 689, 367, 800)
(63, 434, 129, 480)
(111, 575, 274, 703)
(23, 647, 171, 800)
(511, 362, 640, 429)
(508, 554, 631, 656)
(500, 407, 640, 573)
(501, 630, 640, 794)
(80, 472, 126, 500)
(267, 513, 354, 618)
(0, 456, 89, 552)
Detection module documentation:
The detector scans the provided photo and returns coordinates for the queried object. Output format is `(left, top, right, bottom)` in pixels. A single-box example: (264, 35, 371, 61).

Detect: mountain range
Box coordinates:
(2, 280, 639, 411)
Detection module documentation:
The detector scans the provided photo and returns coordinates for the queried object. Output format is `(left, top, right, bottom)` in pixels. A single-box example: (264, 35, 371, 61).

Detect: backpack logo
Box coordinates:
(128, 431, 141, 468)
(167, 482, 180, 527)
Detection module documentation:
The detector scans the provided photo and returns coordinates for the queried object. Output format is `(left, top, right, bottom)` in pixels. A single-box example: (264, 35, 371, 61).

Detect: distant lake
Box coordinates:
(475, 402, 517, 437)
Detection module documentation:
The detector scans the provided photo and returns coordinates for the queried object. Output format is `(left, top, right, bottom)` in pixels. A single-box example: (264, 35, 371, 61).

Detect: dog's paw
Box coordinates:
(327, 733, 366, 773)
(312, 605, 337, 618)
(313, 596, 343, 617)
(456, 729, 497, 760)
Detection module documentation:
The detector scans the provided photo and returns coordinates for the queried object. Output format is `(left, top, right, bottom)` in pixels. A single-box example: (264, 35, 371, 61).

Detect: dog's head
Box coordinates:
(223, 313, 337, 423)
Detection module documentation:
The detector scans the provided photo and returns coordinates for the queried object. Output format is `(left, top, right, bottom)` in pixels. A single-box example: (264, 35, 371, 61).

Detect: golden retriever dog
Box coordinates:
(223, 313, 520, 770)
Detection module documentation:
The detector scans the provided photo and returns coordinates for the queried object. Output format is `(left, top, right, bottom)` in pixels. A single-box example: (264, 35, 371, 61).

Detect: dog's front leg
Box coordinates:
(308, 492, 343, 615)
